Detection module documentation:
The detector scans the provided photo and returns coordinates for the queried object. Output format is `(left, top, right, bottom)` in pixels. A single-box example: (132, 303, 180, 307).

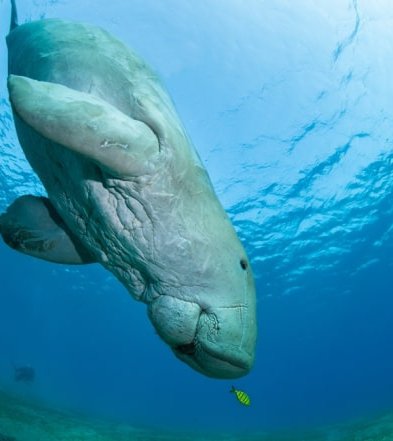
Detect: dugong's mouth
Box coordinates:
(173, 311, 253, 379)
(148, 296, 254, 379)
(174, 340, 251, 378)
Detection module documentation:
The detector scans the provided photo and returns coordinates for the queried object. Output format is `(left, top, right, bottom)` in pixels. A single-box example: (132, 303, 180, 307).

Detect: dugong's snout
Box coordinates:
(148, 295, 255, 379)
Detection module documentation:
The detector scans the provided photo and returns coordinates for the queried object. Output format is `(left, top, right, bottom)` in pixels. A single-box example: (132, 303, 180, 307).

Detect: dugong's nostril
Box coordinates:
(175, 342, 196, 355)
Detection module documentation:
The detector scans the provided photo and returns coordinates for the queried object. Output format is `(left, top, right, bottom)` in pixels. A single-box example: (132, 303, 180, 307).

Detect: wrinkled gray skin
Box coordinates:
(0, 19, 257, 378)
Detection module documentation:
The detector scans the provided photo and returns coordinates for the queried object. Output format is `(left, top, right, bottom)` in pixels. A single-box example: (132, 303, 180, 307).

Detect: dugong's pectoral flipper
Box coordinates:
(0, 195, 95, 264)
(8, 75, 160, 178)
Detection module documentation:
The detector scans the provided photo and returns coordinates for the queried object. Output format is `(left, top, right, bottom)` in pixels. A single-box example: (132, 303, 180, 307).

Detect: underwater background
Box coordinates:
(1, 0, 393, 439)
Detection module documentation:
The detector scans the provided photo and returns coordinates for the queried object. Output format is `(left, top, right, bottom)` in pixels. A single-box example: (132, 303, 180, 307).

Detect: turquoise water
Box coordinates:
(1, 0, 393, 438)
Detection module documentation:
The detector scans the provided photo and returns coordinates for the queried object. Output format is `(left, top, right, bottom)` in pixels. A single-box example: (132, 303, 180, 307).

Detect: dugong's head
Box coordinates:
(146, 208, 257, 379)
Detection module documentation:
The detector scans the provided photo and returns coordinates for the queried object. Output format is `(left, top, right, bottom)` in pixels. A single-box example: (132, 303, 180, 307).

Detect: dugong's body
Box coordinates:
(0, 18, 257, 378)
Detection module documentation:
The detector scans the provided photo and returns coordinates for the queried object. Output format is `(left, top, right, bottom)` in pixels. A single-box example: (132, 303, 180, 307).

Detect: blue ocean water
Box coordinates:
(1, 0, 393, 436)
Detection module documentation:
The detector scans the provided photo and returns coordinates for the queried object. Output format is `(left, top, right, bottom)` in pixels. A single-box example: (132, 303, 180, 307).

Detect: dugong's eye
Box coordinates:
(240, 259, 248, 270)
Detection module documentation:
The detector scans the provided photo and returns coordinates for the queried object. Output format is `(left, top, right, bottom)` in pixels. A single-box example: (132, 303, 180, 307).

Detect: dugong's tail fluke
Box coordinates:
(10, 0, 18, 32)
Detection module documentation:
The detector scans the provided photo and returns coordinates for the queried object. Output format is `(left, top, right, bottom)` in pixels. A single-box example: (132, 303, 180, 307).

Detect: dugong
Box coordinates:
(0, 3, 257, 378)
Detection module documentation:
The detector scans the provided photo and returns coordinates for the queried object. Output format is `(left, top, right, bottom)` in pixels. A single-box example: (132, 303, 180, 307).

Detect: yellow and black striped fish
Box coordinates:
(230, 386, 251, 406)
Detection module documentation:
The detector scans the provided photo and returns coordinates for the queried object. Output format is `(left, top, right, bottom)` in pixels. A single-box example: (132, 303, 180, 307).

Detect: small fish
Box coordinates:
(230, 385, 251, 406)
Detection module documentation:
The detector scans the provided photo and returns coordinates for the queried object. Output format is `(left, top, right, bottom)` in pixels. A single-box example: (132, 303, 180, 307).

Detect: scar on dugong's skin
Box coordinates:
(0, 1, 257, 379)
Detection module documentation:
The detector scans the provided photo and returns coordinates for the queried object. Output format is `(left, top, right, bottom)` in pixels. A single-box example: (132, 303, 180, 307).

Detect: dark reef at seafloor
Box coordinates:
(1, 388, 393, 441)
